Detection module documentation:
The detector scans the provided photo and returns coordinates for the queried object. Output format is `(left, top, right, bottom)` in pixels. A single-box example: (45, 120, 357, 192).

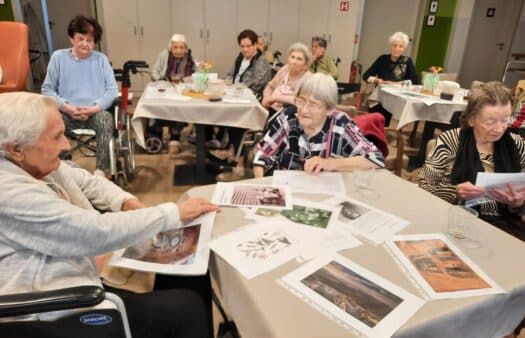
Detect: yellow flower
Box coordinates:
(429, 66, 443, 74)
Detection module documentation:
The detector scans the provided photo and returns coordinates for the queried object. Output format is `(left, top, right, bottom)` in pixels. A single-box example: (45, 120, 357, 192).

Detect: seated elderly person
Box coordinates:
(309, 36, 338, 79)
(419, 82, 525, 241)
(363, 31, 419, 126)
(253, 73, 384, 177)
(262, 42, 312, 115)
(0, 92, 219, 338)
(42, 15, 117, 177)
(149, 33, 196, 142)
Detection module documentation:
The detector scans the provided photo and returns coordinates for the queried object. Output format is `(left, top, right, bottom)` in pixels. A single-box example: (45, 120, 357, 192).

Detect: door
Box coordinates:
(267, 0, 301, 57)
(237, 0, 269, 38)
(171, 0, 205, 61)
(46, 0, 93, 51)
(100, 0, 142, 91)
(204, 0, 238, 77)
(137, 0, 172, 78)
(460, 0, 524, 87)
(298, 0, 329, 45)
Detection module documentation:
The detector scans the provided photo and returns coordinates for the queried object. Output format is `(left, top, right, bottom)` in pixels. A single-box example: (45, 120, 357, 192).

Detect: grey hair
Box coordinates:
(0, 92, 55, 157)
(388, 31, 409, 48)
(169, 33, 187, 48)
(288, 42, 313, 66)
(297, 73, 338, 110)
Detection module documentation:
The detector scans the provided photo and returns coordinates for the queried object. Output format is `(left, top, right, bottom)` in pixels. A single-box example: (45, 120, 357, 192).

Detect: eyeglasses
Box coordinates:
(294, 96, 325, 112)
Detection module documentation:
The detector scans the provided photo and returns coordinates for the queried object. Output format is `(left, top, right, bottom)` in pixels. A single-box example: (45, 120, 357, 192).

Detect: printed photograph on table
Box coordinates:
(281, 254, 424, 337)
(386, 234, 503, 299)
(211, 182, 293, 209)
(110, 213, 215, 276)
(281, 204, 334, 229)
(323, 196, 410, 245)
(208, 222, 307, 279)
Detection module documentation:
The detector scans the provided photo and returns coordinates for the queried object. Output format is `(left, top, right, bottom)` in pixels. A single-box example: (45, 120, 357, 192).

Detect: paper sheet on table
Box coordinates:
(272, 170, 346, 195)
(466, 172, 525, 207)
(222, 98, 252, 104)
(209, 222, 309, 279)
(323, 195, 410, 244)
(109, 212, 215, 276)
(142, 85, 192, 101)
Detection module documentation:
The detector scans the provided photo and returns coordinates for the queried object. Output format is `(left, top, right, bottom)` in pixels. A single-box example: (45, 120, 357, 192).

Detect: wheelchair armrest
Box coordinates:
(0, 286, 105, 318)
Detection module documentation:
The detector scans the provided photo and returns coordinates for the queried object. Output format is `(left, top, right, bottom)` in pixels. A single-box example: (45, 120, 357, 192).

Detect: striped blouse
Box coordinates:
(418, 128, 525, 217)
(253, 106, 385, 172)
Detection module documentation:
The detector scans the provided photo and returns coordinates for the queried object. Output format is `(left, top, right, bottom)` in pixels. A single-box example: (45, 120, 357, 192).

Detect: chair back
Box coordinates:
(0, 22, 30, 92)
(354, 112, 388, 158)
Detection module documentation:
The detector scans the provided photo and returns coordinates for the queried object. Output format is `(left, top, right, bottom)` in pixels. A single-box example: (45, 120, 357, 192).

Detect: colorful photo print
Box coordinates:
(394, 239, 490, 292)
(281, 204, 333, 228)
(338, 200, 370, 221)
(236, 231, 291, 260)
(301, 260, 403, 328)
(232, 185, 286, 207)
(123, 225, 201, 265)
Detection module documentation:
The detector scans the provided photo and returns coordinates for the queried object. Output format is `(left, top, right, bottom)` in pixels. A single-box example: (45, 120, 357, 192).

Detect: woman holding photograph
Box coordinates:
(253, 73, 384, 177)
(418, 81, 525, 241)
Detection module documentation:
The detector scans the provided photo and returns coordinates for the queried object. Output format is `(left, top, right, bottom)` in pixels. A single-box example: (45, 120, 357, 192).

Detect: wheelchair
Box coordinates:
(67, 60, 149, 188)
(0, 285, 131, 338)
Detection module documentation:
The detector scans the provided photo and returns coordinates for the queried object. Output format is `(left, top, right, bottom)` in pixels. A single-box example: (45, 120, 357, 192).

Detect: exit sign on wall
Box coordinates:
(340, 1, 350, 11)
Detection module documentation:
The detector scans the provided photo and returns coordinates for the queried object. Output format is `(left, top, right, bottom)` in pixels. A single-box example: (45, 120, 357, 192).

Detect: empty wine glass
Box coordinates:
(447, 205, 481, 249)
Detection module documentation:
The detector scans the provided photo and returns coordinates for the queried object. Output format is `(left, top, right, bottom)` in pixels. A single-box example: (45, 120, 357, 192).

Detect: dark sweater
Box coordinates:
(363, 54, 419, 84)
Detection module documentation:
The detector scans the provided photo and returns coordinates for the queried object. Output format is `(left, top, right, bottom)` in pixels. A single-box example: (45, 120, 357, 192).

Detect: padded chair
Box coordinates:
(0, 286, 131, 338)
(0, 21, 30, 92)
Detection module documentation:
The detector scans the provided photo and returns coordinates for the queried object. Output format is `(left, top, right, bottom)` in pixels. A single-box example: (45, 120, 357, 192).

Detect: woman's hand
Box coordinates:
(456, 182, 485, 200)
(486, 184, 525, 208)
(304, 156, 335, 174)
(177, 198, 219, 222)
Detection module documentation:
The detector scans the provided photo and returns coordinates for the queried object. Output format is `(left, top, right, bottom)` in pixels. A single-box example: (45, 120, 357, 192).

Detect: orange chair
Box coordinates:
(0, 21, 30, 92)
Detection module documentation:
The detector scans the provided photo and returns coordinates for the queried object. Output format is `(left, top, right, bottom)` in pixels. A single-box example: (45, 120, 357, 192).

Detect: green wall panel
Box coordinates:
(415, 0, 457, 75)
(0, 0, 14, 21)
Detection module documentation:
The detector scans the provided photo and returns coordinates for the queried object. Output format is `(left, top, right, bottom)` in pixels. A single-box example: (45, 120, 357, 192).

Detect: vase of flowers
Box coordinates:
(192, 61, 212, 92)
(422, 66, 442, 95)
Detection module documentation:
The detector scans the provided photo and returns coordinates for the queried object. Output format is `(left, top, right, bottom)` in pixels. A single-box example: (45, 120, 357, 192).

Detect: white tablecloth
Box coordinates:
(131, 82, 268, 148)
(368, 85, 467, 129)
(185, 170, 525, 338)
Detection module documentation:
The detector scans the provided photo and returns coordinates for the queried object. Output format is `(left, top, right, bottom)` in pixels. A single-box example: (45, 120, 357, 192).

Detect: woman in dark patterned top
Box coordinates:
(363, 32, 419, 126)
(419, 82, 525, 241)
(253, 73, 384, 177)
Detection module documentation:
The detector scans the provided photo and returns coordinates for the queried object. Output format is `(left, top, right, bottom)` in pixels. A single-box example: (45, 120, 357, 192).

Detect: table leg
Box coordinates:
(173, 123, 218, 185)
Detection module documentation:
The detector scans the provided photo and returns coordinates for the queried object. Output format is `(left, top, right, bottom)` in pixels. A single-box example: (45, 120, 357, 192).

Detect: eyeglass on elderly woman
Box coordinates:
(294, 95, 325, 113)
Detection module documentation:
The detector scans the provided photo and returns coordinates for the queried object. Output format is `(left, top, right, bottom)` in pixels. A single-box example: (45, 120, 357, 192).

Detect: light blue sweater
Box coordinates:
(42, 49, 118, 110)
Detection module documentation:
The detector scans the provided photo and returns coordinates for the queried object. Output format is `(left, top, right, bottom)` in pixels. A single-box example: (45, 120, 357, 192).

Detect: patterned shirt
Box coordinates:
(253, 106, 384, 171)
(418, 128, 525, 217)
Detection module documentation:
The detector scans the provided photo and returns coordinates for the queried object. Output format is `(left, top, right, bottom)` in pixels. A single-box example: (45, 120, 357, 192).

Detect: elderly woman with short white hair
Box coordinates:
(253, 73, 384, 177)
(362, 31, 419, 125)
(151, 33, 195, 82)
(262, 42, 313, 114)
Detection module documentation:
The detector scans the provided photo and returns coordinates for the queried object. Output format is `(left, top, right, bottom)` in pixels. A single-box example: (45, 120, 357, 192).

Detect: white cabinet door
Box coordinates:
(328, 0, 360, 81)
(137, 0, 172, 78)
(100, 0, 142, 91)
(298, 0, 329, 45)
(204, 0, 238, 77)
(267, 0, 300, 56)
(237, 0, 269, 38)
(171, 0, 205, 61)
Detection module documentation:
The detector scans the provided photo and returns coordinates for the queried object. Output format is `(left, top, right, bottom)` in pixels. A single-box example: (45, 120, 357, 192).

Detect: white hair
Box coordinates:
(297, 73, 338, 110)
(0, 92, 55, 157)
(288, 42, 313, 66)
(389, 31, 409, 49)
(169, 33, 187, 48)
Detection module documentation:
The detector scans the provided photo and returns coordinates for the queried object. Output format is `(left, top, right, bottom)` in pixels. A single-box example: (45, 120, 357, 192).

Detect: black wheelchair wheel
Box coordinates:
(78, 135, 97, 157)
(121, 129, 136, 181)
(145, 137, 163, 154)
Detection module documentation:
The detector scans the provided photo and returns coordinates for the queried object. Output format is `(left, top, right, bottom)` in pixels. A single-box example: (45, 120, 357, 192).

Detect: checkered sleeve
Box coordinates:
(339, 117, 385, 168)
(253, 113, 290, 170)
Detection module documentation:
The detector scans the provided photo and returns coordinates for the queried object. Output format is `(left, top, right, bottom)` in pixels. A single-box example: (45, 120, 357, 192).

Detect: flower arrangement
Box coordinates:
(429, 66, 443, 74)
(196, 61, 213, 73)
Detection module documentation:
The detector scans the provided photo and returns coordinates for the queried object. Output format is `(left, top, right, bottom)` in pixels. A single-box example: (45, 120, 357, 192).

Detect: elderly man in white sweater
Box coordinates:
(0, 92, 218, 337)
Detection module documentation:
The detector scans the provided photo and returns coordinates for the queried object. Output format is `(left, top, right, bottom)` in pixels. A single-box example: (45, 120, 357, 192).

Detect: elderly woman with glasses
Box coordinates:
(253, 73, 384, 178)
(419, 82, 525, 241)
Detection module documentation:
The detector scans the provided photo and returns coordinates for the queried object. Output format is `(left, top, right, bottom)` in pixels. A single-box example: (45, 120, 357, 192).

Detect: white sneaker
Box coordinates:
(93, 169, 106, 178)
